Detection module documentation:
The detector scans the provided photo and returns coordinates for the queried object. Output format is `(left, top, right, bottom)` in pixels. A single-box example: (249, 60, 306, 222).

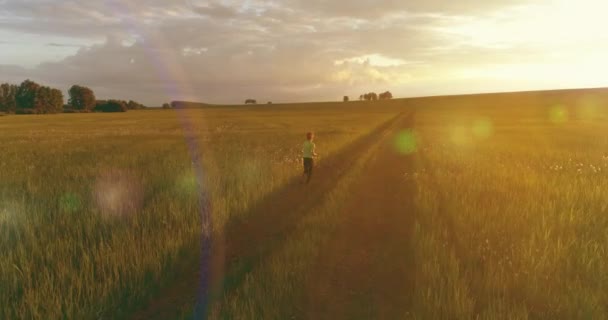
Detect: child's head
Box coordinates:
(306, 132, 314, 141)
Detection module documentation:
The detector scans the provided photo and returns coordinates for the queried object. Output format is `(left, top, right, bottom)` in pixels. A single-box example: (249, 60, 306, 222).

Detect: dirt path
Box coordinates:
(304, 112, 416, 320)
(129, 113, 405, 320)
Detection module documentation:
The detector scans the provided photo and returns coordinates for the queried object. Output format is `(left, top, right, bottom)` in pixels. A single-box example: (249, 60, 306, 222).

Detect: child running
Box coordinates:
(302, 132, 318, 184)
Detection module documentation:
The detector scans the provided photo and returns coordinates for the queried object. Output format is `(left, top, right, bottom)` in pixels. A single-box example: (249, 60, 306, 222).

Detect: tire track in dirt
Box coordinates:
(129, 113, 407, 320)
(304, 112, 417, 320)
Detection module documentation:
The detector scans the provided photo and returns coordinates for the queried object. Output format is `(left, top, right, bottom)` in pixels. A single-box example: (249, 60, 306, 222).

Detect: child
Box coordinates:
(302, 132, 318, 184)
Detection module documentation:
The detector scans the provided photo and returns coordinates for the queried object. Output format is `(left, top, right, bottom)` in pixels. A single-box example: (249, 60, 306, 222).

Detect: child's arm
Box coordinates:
(313, 144, 319, 157)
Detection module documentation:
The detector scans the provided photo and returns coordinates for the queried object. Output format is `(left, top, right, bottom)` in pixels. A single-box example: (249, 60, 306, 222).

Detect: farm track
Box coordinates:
(303, 112, 416, 319)
(130, 112, 407, 320)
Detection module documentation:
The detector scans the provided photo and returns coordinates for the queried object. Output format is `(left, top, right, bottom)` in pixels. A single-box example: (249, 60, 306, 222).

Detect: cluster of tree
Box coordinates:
(0, 83, 17, 113)
(94, 100, 128, 112)
(67, 85, 145, 112)
(245, 99, 257, 104)
(360, 92, 378, 101)
(0, 80, 146, 114)
(126, 100, 146, 110)
(66, 85, 96, 112)
(0, 80, 64, 114)
(359, 91, 393, 101)
(379, 91, 393, 100)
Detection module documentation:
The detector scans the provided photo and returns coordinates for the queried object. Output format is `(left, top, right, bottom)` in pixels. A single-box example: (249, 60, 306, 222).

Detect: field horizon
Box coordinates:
(2, 86, 608, 319)
(168, 86, 608, 109)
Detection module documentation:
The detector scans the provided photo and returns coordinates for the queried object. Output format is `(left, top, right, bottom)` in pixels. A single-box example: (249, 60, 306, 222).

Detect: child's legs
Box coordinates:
(304, 158, 313, 182)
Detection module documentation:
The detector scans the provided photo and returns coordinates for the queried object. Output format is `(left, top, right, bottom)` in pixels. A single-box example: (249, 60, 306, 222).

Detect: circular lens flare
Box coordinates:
(394, 130, 418, 155)
(59, 193, 82, 213)
(93, 168, 144, 218)
(577, 95, 600, 121)
(550, 105, 569, 124)
(472, 118, 494, 140)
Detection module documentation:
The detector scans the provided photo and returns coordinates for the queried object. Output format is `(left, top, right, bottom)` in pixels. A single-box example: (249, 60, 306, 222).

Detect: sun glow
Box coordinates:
(443, 0, 608, 87)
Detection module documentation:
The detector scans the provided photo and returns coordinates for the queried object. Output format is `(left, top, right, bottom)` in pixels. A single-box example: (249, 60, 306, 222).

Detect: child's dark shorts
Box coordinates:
(303, 157, 314, 174)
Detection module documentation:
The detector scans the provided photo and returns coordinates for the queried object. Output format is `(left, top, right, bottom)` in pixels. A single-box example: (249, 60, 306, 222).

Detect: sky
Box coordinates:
(1, 0, 608, 106)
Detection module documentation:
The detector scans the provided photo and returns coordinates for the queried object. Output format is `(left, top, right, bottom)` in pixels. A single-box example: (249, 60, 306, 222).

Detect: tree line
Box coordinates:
(0, 79, 146, 114)
(358, 91, 393, 101)
(343, 91, 394, 102)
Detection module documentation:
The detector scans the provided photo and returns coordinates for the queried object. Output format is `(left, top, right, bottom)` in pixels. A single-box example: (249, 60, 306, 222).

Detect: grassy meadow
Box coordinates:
(2, 88, 608, 319)
(196, 89, 608, 320)
(0, 104, 399, 319)
(409, 89, 608, 318)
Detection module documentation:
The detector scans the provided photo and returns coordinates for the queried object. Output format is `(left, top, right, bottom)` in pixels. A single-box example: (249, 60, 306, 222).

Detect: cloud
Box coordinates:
(190, 3, 239, 18)
(284, 0, 528, 18)
(1, 0, 606, 105)
(46, 42, 83, 48)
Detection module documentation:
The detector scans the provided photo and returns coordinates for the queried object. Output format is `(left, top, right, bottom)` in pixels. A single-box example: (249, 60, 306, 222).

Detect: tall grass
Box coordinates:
(410, 95, 608, 318)
(206, 111, 401, 320)
(0, 106, 397, 319)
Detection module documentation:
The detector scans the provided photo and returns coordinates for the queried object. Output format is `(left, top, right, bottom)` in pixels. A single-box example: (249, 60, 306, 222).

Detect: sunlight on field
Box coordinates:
(2, 90, 608, 319)
(410, 90, 608, 318)
(0, 105, 397, 319)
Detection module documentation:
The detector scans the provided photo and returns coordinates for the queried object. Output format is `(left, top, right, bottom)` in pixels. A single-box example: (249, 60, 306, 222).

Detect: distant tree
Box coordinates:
(359, 94, 364, 101)
(361, 92, 379, 101)
(170, 101, 180, 108)
(127, 100, 146, 110)
(379, 91, 393, 100)
(95, 100, 127, 112)
(162, 103, 172, 109)
(245, 99, 257, 104)
(68, 85, 96, 112)
(34, 86, 64, 114)
(343, 96, 349, 102)
(12, 80, 64, 114)
(16, 80, 41, 112)
(49, 88, 65, 113)
(0, 83, 18, 113)
(95, 100, 106, 111)
(267, 101, 272, 104)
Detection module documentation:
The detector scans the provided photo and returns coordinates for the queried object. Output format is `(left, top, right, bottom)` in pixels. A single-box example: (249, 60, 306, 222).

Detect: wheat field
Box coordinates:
(2, 89, 608, 319)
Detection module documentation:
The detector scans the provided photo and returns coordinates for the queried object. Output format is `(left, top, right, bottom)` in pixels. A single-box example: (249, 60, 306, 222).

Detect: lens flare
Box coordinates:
(0, 201, 22, 227)
(450, 125, 473, 147)
(394, 130, 418, 155)
(577, 95, 600, 121)
(550, 105, 569, 124)
(59, 193, 82, 213)
(93, 168, 144, 218)
(104, 0, 214, 313)
(472, 118, 494, 140)
(0, 207, 11, 225)
(177, 170, 199, 196)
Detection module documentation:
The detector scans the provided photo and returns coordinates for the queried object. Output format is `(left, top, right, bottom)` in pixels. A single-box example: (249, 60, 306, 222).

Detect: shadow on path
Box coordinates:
(304, 112, 417, 320)
(130, 112, 405, 320)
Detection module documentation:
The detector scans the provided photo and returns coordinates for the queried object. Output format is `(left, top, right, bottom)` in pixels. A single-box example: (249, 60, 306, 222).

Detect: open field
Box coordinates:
(2, 88, 608, 319)
(409, 89, 608, 319)
(0, 104, 399, 319)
